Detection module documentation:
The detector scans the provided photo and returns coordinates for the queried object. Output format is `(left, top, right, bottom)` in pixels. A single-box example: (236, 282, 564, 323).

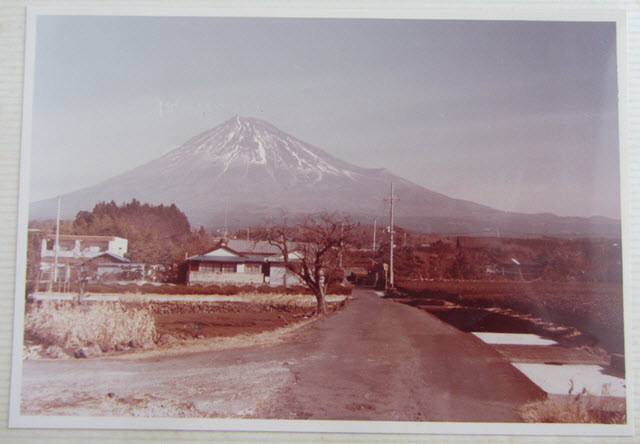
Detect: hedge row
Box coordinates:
(28, 281, 352, 296)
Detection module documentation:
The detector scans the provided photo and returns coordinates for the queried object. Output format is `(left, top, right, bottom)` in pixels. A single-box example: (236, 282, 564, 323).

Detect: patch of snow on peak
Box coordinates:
(252, 134, 267, 165)
(225, 129, 236, 144)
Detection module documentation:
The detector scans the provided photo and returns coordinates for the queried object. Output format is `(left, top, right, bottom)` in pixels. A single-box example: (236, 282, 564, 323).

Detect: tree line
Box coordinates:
(28, 199, 214, 281)
(28, 199, 622, 288)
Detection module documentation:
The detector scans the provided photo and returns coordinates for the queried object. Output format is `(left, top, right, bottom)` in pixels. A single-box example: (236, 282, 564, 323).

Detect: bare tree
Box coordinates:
(267, 212, 353, 316)
(75, 264, 88, 305)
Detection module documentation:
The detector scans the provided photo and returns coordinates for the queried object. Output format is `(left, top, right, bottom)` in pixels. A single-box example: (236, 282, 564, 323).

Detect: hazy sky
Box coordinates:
(30, 15, 620, 218)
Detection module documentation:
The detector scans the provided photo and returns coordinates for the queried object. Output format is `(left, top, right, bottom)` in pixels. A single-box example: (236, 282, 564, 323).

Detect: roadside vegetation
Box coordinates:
(27, 282, 352, 297)
(23, 291, 349, 360)
(24, 301, 156, 358)
(519, 391, 626, 424)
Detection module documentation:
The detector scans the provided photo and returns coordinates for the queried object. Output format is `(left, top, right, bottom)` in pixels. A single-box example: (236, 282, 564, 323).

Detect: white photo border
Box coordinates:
(6, 2, 635, 439)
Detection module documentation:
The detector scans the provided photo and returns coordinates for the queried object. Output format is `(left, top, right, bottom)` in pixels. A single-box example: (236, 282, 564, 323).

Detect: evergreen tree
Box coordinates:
(71, 199, 201, 271)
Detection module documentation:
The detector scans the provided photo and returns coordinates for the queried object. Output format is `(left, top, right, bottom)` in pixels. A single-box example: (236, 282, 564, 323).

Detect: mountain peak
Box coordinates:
(28, 117, 621, 238)
(159, 116, 356, 181)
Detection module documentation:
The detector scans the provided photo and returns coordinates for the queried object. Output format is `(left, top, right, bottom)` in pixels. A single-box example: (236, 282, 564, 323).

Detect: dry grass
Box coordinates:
(25, 301, 157, 351)
(519, 390, 626, 424)
(115, 293, 152, 304)
(240, 293, 345, 307)
(68, 292, 348, 307)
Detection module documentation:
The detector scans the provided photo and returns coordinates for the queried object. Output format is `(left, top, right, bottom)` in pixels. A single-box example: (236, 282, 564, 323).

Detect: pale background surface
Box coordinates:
(0, 0, 637, 442)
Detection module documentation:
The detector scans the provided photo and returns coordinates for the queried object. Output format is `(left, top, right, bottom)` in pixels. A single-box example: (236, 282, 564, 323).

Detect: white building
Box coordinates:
(39, 234, 128, 283)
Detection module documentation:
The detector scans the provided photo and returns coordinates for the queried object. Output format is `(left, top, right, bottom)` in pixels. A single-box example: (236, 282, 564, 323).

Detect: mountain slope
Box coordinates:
(30, 116, 620, 237)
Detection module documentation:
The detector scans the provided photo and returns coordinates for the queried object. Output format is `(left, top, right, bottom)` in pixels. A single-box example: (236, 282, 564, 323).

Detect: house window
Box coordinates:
(200, 263, 236, 273)
(245, 264, 261, 274)
(200, 263, 214, 272)
(221, 263, 236, 273)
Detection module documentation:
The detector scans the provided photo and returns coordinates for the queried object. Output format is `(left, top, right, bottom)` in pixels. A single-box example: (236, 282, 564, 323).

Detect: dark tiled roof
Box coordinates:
(187, 255, 265, 263)
(225, 239, 282, 255)
(41, 252, 130, 266)
(81, 252, 130, 264)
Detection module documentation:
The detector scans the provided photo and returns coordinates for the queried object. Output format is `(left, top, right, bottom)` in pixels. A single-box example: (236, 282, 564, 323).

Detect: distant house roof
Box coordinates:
(189, 241, 303, 263)
(187, 255, 265, 263)
(202, 245, 243, 257)
(187, 246, 265, 264)
(224, 239, 283, 255)
(267, 251, 304, 263)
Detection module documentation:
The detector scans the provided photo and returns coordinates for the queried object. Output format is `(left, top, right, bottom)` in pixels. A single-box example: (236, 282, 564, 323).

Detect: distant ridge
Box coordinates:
(30, 116, 621, 238)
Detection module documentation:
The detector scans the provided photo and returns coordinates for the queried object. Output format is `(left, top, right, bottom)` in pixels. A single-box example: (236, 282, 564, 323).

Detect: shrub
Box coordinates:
(24, 301, 156, 351)
(519, 397, 626, 424)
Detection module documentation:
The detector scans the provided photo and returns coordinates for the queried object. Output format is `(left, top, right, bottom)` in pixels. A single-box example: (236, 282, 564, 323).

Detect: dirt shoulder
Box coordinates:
(21, 297, 349, 418)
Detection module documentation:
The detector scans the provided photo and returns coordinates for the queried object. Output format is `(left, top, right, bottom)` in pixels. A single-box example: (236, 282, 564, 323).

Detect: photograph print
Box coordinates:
(10, 8, 631, 435)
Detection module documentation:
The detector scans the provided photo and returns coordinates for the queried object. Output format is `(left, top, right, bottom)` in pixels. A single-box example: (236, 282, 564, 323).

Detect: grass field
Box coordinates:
(24, 301, 156, 353)
(397, 280, 624, 354)
(23, 293, 347, 359)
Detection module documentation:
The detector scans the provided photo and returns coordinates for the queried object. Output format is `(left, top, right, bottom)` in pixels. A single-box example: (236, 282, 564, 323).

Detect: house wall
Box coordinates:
(188, 270, 264, 286)
(204, 248, 238, 257)
(96, 263, 145, 282)
(38, 263, 71, 283)
(107, 237, 128, 257)
(40, 236, 128, 259)
(269, 265, 304, 287)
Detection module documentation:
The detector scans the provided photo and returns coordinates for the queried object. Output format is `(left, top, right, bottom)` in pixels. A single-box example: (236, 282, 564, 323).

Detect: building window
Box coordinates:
(245, 264, 261, 274)
(200, 263, 236, 273)
(221, 263, 236, 273)
(200, 263, 216, 272)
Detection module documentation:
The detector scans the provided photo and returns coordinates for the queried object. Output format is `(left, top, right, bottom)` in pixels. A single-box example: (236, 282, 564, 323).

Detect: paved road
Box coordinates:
(21, 288, 545, 421)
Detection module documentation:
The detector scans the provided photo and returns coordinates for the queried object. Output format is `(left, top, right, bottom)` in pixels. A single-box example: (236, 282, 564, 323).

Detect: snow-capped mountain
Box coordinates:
(161, 115, 353, 180)
(30, 116, 620, 237)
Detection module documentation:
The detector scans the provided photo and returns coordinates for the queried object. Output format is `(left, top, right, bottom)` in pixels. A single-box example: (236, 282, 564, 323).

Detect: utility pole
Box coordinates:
(372, 218, 377, 259)
(337, 223, 344, 271)
(385, 183, 398, 290)
(49, 196, 61, 293)
(223, 202, 229, 241)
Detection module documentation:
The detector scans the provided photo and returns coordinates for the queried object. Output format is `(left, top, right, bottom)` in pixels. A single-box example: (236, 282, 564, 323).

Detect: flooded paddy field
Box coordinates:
(392, 282, 627, 413)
